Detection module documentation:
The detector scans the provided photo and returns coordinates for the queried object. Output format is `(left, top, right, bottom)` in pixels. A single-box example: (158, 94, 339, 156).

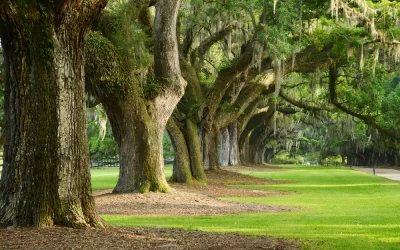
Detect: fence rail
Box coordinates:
(0, 154, 173, 169)
(90, 157, 119, 168)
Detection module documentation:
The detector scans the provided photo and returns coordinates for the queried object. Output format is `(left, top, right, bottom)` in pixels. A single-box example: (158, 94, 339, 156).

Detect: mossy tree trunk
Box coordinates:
(86, 0, 184, 193)
(166, 117, 207, 183)
(147, 0, 186, 190)
(167, 119, 192, 183)
(184, 119, 206, 181)
(165, 54, 207, 183)
(0, 0, 107, 228)
(88, 78, 171, 193)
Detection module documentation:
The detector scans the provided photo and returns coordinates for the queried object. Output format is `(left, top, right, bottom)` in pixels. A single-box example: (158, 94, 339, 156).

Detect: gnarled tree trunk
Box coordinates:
(168, 117, 206, 182)
(166, 54, 207, 182)
(0, 0, 107, 228)
(86, 0, 185, 193)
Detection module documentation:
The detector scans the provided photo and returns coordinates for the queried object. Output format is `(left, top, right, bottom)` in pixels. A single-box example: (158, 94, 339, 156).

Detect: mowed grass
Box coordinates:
(99, 165, 400, 249)
(91, 165, 173, 190)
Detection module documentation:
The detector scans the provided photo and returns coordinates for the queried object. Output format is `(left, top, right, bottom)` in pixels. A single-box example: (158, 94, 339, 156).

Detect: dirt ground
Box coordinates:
(95, 167, 294, 216)
(0, 165, 300, 249)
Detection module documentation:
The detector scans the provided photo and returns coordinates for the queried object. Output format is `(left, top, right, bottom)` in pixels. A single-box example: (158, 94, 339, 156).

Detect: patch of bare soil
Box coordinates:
(95, 168, 294, 216)
(0, 226, 300, 249)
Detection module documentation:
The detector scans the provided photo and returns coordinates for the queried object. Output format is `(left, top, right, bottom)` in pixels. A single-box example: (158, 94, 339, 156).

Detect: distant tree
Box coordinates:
(87, 105, 119, 163)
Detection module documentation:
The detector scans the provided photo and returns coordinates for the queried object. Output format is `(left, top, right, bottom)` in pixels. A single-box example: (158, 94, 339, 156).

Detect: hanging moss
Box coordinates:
(85, 31, 129, 96)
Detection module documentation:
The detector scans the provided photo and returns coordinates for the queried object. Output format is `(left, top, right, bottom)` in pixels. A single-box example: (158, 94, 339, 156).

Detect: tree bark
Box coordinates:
(106, 90, 170, 193)
(167, 119, 192, 183)
(175, 55, 206, 181)
(0, 0, 107, 228)
(166, 117, 206, 183)
(141, 0, 187, 191)
(86, 0, 185, 193)
(85, 32, 170, 193)
(228, 122, 239, 166)
(201, 124, 220, 170)
(91, 0, 186, 193)
(184, 119, 206, 182)
(219, 127, 230, 166)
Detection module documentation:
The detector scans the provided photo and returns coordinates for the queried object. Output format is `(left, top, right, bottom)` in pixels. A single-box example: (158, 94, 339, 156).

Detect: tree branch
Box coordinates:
(216, 73, 275, 129)
(328, 63, 400, 141)
(153, 0, 187, 123)
(238, 98, 265, 135)
(279, 90, 336, 112)
(203, 40, 254, 119)
(190, 22, 237, 66)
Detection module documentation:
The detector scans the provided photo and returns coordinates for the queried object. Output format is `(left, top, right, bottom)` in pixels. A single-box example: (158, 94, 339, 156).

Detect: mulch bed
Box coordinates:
(0, 226, 300, 249)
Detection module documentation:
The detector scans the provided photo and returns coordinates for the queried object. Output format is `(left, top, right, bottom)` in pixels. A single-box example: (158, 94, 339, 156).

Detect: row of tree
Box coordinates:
(0, 0, 399, 228)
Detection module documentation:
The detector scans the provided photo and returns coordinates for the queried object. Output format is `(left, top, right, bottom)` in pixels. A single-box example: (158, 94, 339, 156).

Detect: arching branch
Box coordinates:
(279, 90, 336, 112)
(328, 63, 400, 141)
(216, 73, 275, 129)
(190, 22, 238, 66)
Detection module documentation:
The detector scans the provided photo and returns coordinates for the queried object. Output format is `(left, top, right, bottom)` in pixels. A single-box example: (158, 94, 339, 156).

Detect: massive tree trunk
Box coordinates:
(0, 1, 107, 228)
(88, 82, 171, 193)
(142, 0, 187, 190)
(86, 0, 185, 193)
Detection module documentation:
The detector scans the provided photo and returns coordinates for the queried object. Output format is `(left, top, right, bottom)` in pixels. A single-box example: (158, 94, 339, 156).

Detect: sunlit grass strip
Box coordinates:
(101, 165, 400, 249)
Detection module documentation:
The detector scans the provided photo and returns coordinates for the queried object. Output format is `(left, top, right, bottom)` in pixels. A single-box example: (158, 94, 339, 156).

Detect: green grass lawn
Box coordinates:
(97, 165, 400, 249)
(91, 165, 173, 190)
